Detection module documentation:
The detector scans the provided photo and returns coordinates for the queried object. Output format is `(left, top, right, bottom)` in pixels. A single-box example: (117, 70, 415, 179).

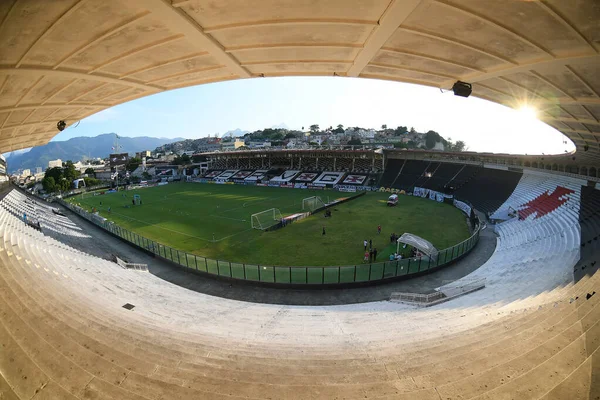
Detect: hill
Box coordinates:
(6, 133, 182, 173)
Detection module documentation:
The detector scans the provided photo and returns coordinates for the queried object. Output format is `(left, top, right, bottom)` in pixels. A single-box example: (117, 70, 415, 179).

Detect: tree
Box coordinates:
(347, 138, 362, 146)
(44, 167, 63, 183)
(125, 157, 142, 172)
(63, 160, 80, 182)
(172, 154, 191, 165)
(381, 124, 387, 130)
(84, 167, 95, 176)
(309, 124, 320, 133)
(394, 126, 408, 136)
(83, 177, 101, 186)
(425, 130, 440, 149)
(192, 154, 205, 163)
(42, 176, 55, 193)
(333, 124, 345, 134)
(452, 140, 466, 152)
(142, 171, 152, 180)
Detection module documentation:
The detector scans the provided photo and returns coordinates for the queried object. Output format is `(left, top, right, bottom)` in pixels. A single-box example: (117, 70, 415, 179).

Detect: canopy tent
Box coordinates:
(396, 233, 438, 259)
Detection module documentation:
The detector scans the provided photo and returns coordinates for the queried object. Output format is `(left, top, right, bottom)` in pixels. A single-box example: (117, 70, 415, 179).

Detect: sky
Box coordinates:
(47, 76, 574, 156)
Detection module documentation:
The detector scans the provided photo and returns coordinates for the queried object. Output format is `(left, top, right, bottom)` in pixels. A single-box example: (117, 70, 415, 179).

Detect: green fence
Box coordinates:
(59, 199, 481, 286)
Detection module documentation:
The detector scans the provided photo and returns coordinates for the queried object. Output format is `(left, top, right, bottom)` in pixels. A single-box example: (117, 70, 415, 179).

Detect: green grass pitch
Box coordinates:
(67, 183, 470, 267)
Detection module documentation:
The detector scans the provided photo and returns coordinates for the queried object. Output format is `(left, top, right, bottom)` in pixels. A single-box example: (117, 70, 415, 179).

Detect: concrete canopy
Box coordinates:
(0, 0, 598, 160)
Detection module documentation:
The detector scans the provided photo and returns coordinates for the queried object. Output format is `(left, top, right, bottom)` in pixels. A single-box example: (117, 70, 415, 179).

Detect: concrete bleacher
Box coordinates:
(0, 187, 598, 399)
(444, 174, 584, 303)
(417, 162, 464, 192)
(575, 185, 600, 280)
(453, 167, 522, 214)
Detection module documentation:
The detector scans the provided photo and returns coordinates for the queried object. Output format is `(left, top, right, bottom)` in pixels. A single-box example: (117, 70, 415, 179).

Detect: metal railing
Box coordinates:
(58, 199, 481, 286)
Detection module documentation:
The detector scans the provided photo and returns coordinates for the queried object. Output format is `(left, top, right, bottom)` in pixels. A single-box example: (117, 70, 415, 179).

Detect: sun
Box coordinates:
(518, 105, 538, 119)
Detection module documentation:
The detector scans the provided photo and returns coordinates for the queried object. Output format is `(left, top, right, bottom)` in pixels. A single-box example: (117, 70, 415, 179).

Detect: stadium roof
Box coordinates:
(0, 1, 599, 161)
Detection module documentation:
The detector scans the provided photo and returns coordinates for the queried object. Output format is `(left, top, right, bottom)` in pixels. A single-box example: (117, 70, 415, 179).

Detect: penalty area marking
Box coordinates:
(210, 214, 247, 222)
(90, 208, 252, 243)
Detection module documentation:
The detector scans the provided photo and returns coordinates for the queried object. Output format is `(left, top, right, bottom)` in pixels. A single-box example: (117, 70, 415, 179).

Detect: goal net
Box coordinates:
(302, 196, 326, 212)
(251, 208, 283, 230)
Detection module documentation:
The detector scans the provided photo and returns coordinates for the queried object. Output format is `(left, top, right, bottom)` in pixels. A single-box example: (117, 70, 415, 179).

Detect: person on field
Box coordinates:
(364, 251, 369, 263)
(322, 226, 326, 235)
(377, 225, 381, 234)
(389, 253, 395, 261)
(369, 239, 372, 249)
(373, 248, 378, 262)
(369, 249, 373, 263)
(363, 239, 368, 250)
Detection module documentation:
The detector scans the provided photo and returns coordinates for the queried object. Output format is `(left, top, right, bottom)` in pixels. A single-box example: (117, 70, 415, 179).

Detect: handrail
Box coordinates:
(57, 198, 481, 286)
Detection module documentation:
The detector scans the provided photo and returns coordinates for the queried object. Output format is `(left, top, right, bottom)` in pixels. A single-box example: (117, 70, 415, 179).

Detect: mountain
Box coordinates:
(221, 128, 248, 138)
(271, 123, 289, 130)
(6, 133, 182, 173)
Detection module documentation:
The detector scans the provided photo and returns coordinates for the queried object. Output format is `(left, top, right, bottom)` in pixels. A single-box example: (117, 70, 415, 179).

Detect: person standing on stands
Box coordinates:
(23, 212, 27, 225)
(373, 248, 378, 262)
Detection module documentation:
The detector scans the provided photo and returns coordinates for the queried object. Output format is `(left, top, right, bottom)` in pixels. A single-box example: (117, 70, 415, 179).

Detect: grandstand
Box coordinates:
(0, 183, 598, 399)
(0, 1, 599, 399)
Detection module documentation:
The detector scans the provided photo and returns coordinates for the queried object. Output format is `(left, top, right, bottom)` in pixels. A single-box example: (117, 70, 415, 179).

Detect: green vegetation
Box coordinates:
(67, 183, 470, 266)
(42, 161, 80, 193)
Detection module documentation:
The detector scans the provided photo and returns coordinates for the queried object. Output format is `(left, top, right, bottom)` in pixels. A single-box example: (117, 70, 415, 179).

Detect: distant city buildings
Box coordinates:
(221, 138, 245, 151)
(21, 169, 31, 177)
(48, 159, 62, 169)
(135, 150, 151, 159)
(35, 167, 42, 175)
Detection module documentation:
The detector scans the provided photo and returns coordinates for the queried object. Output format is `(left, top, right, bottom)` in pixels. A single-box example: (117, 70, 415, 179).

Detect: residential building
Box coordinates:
(247, 141, 271, 149)
(135, 150, 152, 159)
(48, 159, 62, 169)
(35, 167, 42, 175)
(21, 169, 31, 177)
(221, 138, 245, 151)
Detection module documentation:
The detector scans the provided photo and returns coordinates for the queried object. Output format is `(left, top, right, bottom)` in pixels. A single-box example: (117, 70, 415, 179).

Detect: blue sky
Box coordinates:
(52, 76, 574, 155)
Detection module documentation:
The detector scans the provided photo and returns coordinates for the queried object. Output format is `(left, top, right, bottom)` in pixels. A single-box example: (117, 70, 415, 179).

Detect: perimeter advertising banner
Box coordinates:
(453, 199, 472, 216)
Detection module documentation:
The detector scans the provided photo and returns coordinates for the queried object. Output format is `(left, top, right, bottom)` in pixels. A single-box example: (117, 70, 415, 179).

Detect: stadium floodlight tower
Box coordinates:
(302, 196, 326, 212)
(251, 208, 283, 230)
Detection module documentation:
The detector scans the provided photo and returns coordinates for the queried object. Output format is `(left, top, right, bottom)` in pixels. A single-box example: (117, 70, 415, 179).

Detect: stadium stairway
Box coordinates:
(0, 189, 599, 399)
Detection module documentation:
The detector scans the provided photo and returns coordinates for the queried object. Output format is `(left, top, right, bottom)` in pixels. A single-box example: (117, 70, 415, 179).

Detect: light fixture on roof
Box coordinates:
(56, 120, 66, 131)
(451, 81, 472, 97)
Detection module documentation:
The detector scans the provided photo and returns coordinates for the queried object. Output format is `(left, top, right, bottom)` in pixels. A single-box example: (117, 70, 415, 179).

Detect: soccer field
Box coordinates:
(68, 183, 471, 266)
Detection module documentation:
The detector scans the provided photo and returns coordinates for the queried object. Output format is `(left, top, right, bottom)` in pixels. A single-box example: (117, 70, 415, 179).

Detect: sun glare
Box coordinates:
(518, 105, 538, 120)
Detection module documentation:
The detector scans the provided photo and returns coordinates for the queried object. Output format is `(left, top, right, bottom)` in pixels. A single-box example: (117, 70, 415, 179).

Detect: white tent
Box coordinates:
(396, 233, 438, 259)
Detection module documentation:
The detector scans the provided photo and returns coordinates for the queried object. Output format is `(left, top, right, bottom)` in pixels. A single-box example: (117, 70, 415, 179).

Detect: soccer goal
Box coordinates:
(251, 208, 283, 230)
(302, 196, 326, 212)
